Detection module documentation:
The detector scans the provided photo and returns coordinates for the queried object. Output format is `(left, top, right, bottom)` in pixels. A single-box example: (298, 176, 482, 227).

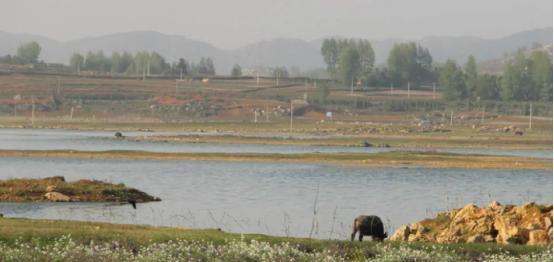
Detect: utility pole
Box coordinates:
(408, 82, 411, 99)
(450, 111, 453, 127)
(175, 80, 178, 96)
(304, 80, 308, 102)
(433, 82, 436, 99)
(57, 77, 61, 95)
(290, 101, 294, 133)
(70, 106, 74, 120)
(390, 83, 393, 96)
(529, 103, 533, 130)
(31, 97, 35, 126)
(256, 71, 260, 88)
(276, 71, 279, 87)
(350, 76, 354, 96)
(265, 104, 269, 122)
(481, 106, 485, 124)
(254, 110, 258, 123)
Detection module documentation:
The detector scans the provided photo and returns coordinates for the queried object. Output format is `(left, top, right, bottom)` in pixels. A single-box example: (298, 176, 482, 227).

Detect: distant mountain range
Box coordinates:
(0, 27, 551, 74)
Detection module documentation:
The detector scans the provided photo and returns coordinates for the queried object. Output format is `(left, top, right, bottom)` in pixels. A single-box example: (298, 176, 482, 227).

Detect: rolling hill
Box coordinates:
(0, 27, 551, 74)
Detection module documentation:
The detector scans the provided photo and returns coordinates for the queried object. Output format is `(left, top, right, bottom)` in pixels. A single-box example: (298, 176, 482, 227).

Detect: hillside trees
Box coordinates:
(16, 41, 42, 64)
(175, 58, 189, 76)
(0, 41, 42, 64)
(194, 57, 216, 75)
(272, 67, 289, 79)
(464, 55, 478, 97)
(321, 38, 374, 85)
(69, 53, 84, 72)
(387, 42, 434, 87)
(84, 51, 111, 73)
(231, 64, 242, 77)
(529, 50, 553, 101)
(439, 59, 467, 101)
(337, 47, 361, 85)
(67, 50, 218, 77)
(499, 51, 547, 101)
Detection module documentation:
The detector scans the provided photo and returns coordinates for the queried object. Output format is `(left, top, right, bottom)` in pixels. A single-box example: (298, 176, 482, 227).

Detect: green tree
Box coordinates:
(231, 64, 242, 77)
(16, 41, 41, 64)
(464, 55, 478, 98)
(148, 52, 168, 74)
(321, 38, 374, 83)
(318, 84, 330, 104)
(439, 59, 467, 101)
(110, 52, 123, 73)
(529, 50, 553, 101)
(272, 67, 289, 78)
(69, 53, 84, 72)
(367, 67, 391, 87)
(337, 47, 361, 85)
(176, 58, 188, 76)
(501, 51, 536, 101)
(350, 39, 374, 83)
(387, 42, 434, 87)
(475, 74, 500, 100)
(196, 57, 215, 75)
(321, 38, 339, 76)
(128, 51, 151, 75)
(84, 51, 111, 73)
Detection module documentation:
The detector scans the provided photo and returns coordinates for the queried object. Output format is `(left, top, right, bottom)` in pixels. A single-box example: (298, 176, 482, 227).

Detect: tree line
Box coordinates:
(0, 41, 42, 65)
(0, 41, 219, 76)
(439, 50, 552, 102)
(69, 51, 216, 76)
(321, 38, 552, 102)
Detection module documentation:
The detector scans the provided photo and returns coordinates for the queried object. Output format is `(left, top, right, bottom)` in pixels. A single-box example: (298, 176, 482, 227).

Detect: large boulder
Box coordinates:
(44, 192, 71, 202)
(391, 202, 552, 246)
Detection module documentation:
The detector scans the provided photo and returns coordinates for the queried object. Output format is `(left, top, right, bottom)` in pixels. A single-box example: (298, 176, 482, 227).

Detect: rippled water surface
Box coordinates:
(0, 157, 550, 239)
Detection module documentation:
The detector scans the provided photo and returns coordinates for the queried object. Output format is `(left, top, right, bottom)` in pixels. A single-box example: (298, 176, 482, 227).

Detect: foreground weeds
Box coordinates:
(0, 235, 551, 262)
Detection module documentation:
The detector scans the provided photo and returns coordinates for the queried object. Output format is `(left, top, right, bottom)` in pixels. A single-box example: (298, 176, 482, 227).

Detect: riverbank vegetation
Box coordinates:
(0, 218, 551, 261)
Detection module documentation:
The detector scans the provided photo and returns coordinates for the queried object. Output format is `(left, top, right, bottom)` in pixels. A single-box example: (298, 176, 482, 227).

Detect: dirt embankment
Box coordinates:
(391, 202, 553, 246)
(0, 176, 160, 203)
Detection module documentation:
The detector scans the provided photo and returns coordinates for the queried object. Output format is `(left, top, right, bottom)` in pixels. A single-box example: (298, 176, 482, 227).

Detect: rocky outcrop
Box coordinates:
(44, 192, 71, 202)
(391, 202, 553, 246)
(0, 177, 161, 203)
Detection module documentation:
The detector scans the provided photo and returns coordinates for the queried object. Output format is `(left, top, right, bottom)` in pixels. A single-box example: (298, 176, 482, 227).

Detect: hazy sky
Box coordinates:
(1, 0, 551, 49)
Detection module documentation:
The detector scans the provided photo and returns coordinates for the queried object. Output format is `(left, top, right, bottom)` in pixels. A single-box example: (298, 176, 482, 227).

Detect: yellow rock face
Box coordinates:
(44, 192, 71, 202)
(390, 202, 553, 246)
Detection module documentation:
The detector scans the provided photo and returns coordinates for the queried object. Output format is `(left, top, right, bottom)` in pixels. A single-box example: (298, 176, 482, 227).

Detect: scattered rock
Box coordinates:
(44, 192, 71, 202)
(362, 141, 373, 147)
(45, 185, 57, 192)
(391, 202, 553, 246)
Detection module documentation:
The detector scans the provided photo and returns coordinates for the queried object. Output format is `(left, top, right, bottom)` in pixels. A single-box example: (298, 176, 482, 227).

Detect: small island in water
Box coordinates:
(0, 176, 160, 203)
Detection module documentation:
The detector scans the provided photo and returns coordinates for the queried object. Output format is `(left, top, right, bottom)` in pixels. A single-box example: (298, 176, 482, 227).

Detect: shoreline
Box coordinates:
(0, 124, 552, 150)
(0, 149, 550, 170)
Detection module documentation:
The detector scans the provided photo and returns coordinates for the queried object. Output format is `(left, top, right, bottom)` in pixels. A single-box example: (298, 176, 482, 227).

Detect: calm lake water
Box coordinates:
(0, 157, 551, 239)
(0, 128, 551, 158)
